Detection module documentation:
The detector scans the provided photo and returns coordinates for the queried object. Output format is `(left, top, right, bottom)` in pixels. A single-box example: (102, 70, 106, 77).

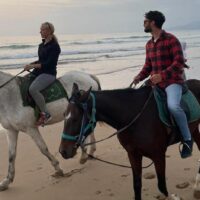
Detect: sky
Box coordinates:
(0, 0, 200, 36)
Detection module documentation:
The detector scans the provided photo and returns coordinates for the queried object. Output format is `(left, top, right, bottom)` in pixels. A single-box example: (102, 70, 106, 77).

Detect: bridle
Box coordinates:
(61, 92, 97, 147)
(61, 89, 153, 148)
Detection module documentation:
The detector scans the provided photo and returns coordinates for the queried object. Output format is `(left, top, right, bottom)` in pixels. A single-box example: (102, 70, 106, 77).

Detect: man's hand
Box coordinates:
(133, 75, 140, 85)
(150, 74, 162, 84)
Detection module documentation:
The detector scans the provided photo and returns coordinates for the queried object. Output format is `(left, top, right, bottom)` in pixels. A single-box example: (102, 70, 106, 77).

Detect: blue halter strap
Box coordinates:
(62, 92, 96, 144)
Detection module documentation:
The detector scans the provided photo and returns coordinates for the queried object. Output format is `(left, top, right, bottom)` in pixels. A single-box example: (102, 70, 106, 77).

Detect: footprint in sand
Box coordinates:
(176, 181, 190, 189)
(143, 172, 156, 179)
(142, 187, 149, 191)
(95, 190, 102, 195)
(35, 186, 45, 192)
(183, 167, 190, 171)
(194, 188, 200, 199)
(121, 173, 130, 178)
(37, 166, 43, 170)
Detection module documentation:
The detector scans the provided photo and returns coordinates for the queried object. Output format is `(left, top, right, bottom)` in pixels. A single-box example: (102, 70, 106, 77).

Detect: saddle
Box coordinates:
(17, 74, 68, 117)
(153, 86, 200, 145)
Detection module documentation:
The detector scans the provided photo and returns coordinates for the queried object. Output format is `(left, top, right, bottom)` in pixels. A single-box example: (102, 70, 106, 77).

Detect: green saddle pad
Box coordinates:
(153, 87, 200, 127)
(17, 75, 68, 108)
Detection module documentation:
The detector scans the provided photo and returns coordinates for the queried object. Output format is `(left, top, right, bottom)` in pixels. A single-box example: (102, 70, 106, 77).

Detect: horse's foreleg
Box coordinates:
(27, 128, 63, 176)
(79, 133, 97, 164)
(79, 145, 88, 164)
(127, 151, 142, 200)
(0, 129, 19, 191)
(89, 133, 96, 156)
(153, 153, 168, 198)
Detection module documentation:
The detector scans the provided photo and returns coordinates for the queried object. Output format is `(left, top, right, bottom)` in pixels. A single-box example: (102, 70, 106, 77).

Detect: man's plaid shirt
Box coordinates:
(138, 30, 185, 88)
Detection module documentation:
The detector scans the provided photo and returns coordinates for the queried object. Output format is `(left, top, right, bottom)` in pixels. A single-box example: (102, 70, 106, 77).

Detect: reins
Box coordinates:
(84, 85, 153, 147)
(81, 82, 154, 169)
(0, 69, 26, 89)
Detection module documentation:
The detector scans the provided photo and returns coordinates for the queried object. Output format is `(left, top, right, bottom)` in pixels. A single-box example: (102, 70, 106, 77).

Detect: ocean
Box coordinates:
(0, 30, 199, 88)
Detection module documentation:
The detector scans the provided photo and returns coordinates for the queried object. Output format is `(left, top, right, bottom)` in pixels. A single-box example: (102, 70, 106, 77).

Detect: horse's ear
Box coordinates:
(80, 87, 92, 102)
(72, 83, 79, 94)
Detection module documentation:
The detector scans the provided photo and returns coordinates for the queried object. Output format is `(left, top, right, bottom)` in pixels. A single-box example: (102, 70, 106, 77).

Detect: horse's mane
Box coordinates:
(93, 85, 152, 96)
(89, 74, 101, 90)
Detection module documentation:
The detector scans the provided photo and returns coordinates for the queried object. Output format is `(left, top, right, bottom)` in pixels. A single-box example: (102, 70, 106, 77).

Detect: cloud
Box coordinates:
(0, 0, 199, 36)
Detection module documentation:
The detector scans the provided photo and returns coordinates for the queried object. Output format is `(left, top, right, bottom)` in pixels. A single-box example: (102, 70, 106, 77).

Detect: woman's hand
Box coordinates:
(24, 63, 41, 71)
(24, 64, 34, 71)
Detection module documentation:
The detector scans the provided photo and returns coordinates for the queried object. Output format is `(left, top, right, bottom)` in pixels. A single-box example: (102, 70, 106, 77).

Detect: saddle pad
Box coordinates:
(153, 87, 200, 127)
(17, 76, 68, 108)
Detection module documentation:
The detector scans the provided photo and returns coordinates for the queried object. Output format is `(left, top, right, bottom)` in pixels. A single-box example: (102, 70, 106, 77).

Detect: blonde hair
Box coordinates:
(42, 22, 58, 42)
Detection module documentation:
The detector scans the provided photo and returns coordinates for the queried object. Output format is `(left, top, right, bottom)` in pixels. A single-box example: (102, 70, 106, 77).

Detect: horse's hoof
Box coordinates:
(0, 184, 9, 191)
(168, 194, 183, 200)
(79, 157, 88, 164)
(52, 170, 64, 178)
(143, 172, 156, 179)
(194, 188, 200, 199)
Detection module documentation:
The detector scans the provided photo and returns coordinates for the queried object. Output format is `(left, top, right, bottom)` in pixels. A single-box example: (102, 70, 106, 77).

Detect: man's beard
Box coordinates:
(144, 27, 152, 33)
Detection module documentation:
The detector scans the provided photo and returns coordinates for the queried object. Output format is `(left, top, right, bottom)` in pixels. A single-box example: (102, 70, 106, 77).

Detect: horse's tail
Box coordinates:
(90, 74, 101, 91)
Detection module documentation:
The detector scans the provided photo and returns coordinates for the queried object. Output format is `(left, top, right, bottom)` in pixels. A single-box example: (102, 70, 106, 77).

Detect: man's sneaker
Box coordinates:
(180, 140, 193, 159)
(36, 112, 52, 126)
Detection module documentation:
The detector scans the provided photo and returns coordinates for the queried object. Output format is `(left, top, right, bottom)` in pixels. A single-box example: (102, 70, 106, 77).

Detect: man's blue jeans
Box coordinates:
(165, 83, 191, 141)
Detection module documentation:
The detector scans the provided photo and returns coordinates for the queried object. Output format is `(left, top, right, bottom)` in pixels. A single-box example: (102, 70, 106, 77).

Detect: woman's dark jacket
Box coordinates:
(32, 38, 61, 77)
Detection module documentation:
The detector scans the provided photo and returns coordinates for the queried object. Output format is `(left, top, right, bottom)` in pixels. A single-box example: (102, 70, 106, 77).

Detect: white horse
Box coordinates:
(0, 70, 100, 191)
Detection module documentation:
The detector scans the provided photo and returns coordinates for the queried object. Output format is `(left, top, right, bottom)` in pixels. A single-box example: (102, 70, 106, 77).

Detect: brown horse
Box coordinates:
(59, 79, 200, 200)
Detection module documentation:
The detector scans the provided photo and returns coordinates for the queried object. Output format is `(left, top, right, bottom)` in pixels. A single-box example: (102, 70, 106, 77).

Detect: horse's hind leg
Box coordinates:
(0, 129, 19, 191)
(153, 154, 168, 198)
(192, 127, 200, 198)
(27, 128, 63, 176)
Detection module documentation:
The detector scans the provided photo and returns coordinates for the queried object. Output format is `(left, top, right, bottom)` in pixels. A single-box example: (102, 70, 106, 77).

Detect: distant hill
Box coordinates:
(169, 21, 200, 31)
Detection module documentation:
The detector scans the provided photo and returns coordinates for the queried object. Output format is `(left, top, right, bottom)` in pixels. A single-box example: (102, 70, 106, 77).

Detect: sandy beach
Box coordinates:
(0, 121, 200, 200)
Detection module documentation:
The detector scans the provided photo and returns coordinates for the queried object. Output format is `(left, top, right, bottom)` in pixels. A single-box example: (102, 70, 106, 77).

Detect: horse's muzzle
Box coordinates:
(59, 147, 77, 159)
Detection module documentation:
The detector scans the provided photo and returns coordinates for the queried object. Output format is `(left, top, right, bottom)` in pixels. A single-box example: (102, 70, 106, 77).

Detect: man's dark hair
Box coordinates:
(145, 11, 165, 29)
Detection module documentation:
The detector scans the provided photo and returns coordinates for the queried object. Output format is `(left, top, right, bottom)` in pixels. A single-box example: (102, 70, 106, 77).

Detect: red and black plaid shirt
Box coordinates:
(138, 30, 185, 88)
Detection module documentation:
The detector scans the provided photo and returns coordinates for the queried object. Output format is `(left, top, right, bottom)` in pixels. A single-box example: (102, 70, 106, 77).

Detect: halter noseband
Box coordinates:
(62, 92, 96, 146)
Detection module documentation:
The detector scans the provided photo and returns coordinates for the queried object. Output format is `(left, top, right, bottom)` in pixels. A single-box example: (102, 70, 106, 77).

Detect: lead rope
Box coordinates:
(80, 145, 153, 169)
(0, 69, 26, 89)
